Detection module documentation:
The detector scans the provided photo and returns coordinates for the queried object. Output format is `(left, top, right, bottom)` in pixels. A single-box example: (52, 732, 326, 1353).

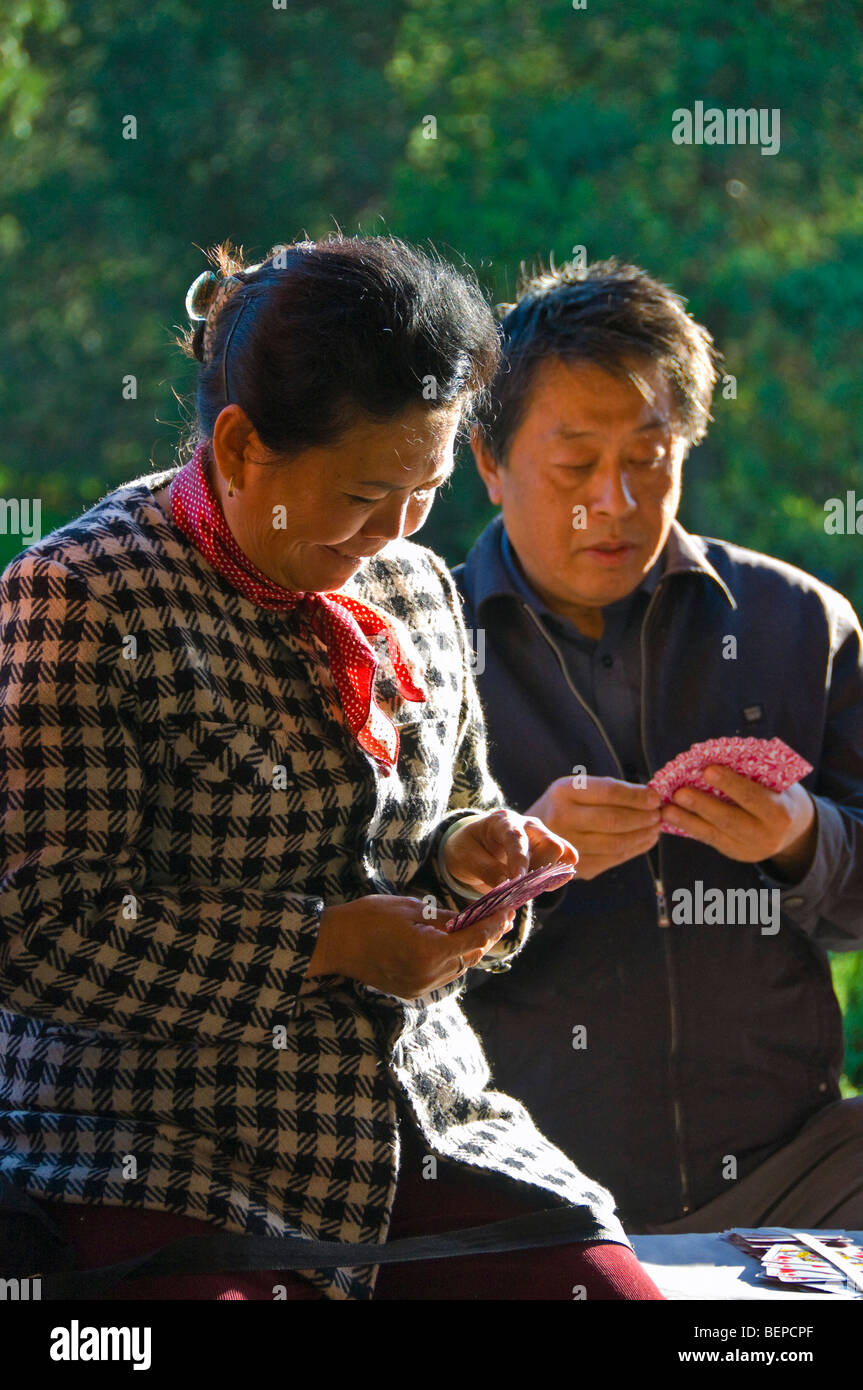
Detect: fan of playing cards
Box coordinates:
(725, 1229, 863, 1297)
(649, 737, 813, 838)
(443, 861, 578, 934)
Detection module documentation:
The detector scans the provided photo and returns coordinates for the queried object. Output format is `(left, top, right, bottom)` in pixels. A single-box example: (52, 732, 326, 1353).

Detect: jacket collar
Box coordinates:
(461, 513, 738, 615)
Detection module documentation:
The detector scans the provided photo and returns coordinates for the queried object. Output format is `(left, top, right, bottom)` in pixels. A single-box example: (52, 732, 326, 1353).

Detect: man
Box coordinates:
(453, 258, 863, 1232)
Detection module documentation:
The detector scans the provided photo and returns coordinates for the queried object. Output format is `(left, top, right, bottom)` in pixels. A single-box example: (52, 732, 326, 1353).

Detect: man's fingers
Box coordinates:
(594, 804, 662, 833)
(700, 765, 776, 813)
(565, 776, 662, 810)
(667, 784, 759, 838)
(558, 811, 658, 845)
(662, 794, 756, 855)
(551, 793, 662, 835)
(577, 827, 661, 878)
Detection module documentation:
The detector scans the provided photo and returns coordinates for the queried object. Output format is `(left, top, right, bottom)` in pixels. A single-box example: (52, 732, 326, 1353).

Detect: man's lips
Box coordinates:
(582, 540, 637, 552)
(580, 541, 638, 565)
(583, 537, 636, 547)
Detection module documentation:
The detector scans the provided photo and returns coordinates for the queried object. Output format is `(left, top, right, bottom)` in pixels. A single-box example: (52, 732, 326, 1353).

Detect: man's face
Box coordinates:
(472, 357, 687, 635)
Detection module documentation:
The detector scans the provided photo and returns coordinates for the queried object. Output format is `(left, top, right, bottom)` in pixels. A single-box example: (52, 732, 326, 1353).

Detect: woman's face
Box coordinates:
(210, 401, 463, 592)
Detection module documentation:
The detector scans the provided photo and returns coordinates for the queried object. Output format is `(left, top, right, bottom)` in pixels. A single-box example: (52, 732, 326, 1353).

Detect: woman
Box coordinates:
(0, 235, 663, 1300)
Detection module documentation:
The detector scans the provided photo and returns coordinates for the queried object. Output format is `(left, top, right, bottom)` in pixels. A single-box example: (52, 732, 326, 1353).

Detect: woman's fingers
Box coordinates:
(484, 809, 531, 877)
(453, 905, 516, 955)
(430, 902, 516, 978)
(520, 815, 579, 868)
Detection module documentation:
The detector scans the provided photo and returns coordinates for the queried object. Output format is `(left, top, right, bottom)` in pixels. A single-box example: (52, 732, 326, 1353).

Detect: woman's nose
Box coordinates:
(362, 494, 412, 541)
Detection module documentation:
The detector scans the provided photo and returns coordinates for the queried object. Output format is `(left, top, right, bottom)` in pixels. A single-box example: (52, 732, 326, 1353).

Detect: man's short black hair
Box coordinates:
(474, 257, 721, 461)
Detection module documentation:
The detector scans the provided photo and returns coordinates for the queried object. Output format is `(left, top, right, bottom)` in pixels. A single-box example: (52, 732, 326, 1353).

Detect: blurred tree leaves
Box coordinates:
(385, 0, 863, 592)
(1, 0, 409, 518)
(3, 0, 862, 596)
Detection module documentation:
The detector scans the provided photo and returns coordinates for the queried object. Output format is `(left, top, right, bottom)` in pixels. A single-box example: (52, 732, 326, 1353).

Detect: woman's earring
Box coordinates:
(228, 476, 234, 497)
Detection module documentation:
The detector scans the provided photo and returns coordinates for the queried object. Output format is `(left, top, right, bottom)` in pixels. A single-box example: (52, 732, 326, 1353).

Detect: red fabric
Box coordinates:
(40, 1200, 314, 1302)
(38, 1171, 664, 1301)
(169, 441, 427, 770)
(374, 1158, 664, 1301)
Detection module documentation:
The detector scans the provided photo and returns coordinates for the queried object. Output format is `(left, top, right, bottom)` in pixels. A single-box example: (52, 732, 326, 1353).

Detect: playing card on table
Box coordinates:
(724, 1229, 863, 1297)
(649, 737, 813, 838)
(443, 862, 578, 934)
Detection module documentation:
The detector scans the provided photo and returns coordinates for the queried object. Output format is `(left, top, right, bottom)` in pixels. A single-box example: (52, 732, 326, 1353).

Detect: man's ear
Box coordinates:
(470, 425, 504, 507)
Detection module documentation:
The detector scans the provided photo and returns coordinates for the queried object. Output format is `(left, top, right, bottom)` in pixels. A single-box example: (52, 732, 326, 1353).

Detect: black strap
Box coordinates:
(1, 1173, 611, 1299)
(46, 1208, 601, 1300)
(43, 1206, 599, 1299)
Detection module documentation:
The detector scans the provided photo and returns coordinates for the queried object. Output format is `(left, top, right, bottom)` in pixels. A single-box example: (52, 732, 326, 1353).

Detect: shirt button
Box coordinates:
(818, 1082, 828, 1092)
(600, 654, 613, 668)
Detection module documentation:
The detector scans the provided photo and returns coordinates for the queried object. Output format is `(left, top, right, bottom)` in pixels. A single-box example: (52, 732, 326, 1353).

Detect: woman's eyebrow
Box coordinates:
(354, 463, 455, 491)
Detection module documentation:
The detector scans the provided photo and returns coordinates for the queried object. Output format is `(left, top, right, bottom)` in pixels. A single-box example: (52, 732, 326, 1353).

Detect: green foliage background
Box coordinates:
(1, 0, 861, 1089)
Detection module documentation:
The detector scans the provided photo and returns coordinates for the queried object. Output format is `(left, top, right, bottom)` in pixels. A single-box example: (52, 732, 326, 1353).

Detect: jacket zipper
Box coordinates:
(521, 605, 626, 778)
(638, 601, 691, 1214)
(522, 596, 692, 1215)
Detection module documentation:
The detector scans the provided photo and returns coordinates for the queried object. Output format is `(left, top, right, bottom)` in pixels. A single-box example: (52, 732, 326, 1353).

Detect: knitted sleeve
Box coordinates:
(420, 550, 534, 972)
(0, 554, 325, 1044)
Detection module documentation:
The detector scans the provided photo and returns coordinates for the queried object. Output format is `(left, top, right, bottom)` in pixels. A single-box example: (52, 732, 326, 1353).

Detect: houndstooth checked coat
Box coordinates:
(0, 467, 630, 1299)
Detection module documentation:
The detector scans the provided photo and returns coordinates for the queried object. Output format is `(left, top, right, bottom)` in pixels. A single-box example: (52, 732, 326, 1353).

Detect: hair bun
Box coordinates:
(185, 270, 222, 322)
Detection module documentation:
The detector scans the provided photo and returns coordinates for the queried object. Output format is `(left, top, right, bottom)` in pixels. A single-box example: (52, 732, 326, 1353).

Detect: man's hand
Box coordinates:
(526, 776, 661, 880)
(661, 765, 818, 881)
(306, 894, 517, 999)
(441, 806, 578, 893)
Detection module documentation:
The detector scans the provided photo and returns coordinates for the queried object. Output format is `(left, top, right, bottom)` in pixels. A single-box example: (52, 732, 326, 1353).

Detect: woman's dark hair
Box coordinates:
(175, 235, 500, 457)
(474, 257, 721, 461)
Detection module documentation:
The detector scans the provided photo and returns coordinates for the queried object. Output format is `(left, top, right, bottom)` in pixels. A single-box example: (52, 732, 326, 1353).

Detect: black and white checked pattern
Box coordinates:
(0, 469, 628, 1299)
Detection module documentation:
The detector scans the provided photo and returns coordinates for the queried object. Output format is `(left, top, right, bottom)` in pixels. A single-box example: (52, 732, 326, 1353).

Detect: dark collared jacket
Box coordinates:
(454, 515, 863, 1226)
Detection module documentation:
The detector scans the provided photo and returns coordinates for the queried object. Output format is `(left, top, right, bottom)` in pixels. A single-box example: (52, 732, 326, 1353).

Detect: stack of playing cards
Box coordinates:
(443, 862, 578, 934)
(649, 737, 813, 838)
(724, 1229, 863, 1297)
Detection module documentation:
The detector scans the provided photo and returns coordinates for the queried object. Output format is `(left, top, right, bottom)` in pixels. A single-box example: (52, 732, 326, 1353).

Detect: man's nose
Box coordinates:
(588, 461, 637, 518)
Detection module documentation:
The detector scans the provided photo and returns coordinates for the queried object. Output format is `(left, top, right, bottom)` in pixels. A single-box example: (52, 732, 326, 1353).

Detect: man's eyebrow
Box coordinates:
(634, 415, 671, 433)
(550, 414, 670, 440)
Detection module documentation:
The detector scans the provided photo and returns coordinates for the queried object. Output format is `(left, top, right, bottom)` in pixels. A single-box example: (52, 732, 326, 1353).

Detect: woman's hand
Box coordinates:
(306, 894, 516, 999)
(441, 807, 578, 894)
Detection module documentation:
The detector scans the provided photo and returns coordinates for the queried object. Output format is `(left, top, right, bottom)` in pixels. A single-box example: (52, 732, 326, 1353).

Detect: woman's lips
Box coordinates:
(324, 545, 362, 560)
(324, 544, 385, 561)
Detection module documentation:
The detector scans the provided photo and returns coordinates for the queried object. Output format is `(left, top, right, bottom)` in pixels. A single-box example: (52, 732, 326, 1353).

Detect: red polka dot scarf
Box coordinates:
(169, 441, 427, 772)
